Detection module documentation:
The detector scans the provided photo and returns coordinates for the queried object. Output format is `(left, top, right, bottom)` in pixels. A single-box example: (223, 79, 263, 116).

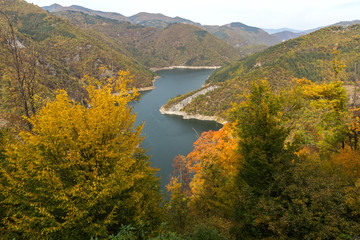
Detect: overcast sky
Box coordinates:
(25, 0, 360, 30)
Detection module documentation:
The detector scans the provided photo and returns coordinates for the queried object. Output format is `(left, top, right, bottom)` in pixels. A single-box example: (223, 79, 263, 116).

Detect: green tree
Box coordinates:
(0, 75, 163, 239)
(297, 78, 348, 152)
(231, 80, 299, 194)
(230, 80, 302, 238)
(230, 80, 359, 239)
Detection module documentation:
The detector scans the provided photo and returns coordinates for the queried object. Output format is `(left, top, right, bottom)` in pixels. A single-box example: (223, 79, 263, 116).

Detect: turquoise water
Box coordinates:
(132, 68, 222, 188)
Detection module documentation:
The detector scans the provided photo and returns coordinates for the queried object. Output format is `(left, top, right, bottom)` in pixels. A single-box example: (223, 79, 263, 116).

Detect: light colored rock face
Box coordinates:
(164, 85, 219, 112)
(159, 85, 225, 123)
(159, 105, 220, 122)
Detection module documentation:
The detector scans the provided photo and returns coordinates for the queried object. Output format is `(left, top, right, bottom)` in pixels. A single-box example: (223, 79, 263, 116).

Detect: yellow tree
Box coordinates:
(296, 78, 348, 152)
(0, 73, 163, 239)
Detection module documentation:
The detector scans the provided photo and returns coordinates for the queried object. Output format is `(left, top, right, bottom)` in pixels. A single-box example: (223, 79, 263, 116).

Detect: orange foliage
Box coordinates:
(331, 146, 360, 179)
(185, 123, 240, 196)
(187, 123, 239, 173)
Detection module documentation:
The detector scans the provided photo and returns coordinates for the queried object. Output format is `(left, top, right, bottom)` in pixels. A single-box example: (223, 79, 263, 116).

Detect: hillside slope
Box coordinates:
(0, 0, 155, 97)
(53, 10, 242, 68)
(163, 25, 360, 118)
(203, 22, 281, 54)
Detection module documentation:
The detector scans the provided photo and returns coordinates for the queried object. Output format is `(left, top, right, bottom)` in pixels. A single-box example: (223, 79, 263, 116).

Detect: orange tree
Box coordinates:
(0, 73, 163, 239)
(166, 123, 240, 237)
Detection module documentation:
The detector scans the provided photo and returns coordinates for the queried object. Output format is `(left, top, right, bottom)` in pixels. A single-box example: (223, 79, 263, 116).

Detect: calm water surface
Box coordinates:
(132, 69, 222, 188)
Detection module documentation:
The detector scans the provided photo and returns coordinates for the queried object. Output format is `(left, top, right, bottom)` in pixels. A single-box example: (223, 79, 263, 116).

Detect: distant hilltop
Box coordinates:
(43, 4, 360, 53)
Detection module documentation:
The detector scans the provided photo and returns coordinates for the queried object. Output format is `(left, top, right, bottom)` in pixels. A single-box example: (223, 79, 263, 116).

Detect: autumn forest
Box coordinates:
(1, 0, 360, 239)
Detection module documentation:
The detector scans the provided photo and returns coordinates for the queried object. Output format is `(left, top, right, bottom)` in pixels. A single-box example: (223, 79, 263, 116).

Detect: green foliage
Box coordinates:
(171, 24, 360, 118)
(231, 80, 299, 193)
(298, 79, 348, 152)
(108, 225, 136, 240)
(150, 223, 184, 240)
(186, 225, 227, 240)
(194, 30, 208, 42)
(229, 81, 360, 239)
(233, 153, 360, 239)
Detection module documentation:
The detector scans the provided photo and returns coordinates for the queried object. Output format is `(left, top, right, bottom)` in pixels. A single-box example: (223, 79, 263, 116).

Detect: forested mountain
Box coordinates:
(43, 4, 131, 22)
(45, 4, 282, 56)
(0, 0, 155, 88)
(53, 10, 242, 68)
(0, 0, 156, 126)
(163, 24, 360, 118)
(272, 30, 303, 41)
(129, 12, 199, 28)
(203, 22, 281, 54)
(45, 4, 199, 28)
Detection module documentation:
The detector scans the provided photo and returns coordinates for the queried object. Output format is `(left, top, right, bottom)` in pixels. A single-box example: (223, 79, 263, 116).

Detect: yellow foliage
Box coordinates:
(0, 72, 162, 239)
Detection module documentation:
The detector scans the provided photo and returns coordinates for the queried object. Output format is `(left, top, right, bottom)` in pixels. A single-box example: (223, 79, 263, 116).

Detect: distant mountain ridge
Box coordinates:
(203, 22, 281, 54)
(43, 4, 282, 53)
(129, 12, 200, 28)
(43, 4, 360, 56)
(44, 4, 198, 27)
(266, 20, 360, 42)
(53, 10, 242, 68)
(262, 28, 304, 34)
(43, 4, 130, 22)
(273, 31, 303, 42)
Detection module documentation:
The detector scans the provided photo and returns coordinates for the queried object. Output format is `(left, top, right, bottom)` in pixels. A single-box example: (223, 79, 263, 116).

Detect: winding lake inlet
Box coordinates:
(132, 68, 222, 189)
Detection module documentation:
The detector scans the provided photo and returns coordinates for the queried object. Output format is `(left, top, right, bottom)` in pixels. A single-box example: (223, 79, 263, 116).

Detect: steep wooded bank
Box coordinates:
(163, 24, 360, 118)
(0, 0, 155, 102)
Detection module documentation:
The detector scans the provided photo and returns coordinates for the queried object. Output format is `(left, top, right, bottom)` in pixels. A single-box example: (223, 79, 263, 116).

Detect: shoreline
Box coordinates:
(150, 65, 221, 72)
(159, 106, 225, 124)
(159, 85, 225, 124)
(135, 75, 160, 92)
(137, 66, 220, 92)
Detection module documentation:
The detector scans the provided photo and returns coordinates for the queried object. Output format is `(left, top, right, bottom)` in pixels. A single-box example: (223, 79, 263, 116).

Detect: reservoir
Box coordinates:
(132, 68, 222, 189)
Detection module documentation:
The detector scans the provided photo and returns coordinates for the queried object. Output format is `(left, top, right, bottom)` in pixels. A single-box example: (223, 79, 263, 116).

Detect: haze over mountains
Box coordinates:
(43, 3, 360, 51)
(51, 10, 241, 68)
(42, 3, 283, 53)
